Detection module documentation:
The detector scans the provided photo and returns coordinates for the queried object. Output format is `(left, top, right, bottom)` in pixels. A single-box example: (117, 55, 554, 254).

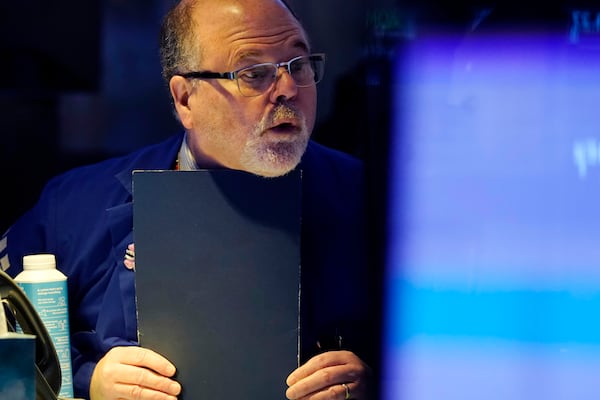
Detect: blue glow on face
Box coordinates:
(383, 24, 600, 400)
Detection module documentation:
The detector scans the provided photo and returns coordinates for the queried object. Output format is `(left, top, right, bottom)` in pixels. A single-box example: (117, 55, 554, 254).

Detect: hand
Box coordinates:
(90, 346, 181, 400)
(124, 243, 135, 270)
(285, 350, 371, 400)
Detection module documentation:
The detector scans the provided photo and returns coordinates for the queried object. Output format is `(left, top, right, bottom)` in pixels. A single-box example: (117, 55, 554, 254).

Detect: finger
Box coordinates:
(111, 381, 179, 400)
(106, 346, 177, 379)
(287, 382, 354, 400)
(124, 258, 135, 270)
(286, 363, 352, 400)
(287, 351, 354, 385)
(115, 363, 181, 396)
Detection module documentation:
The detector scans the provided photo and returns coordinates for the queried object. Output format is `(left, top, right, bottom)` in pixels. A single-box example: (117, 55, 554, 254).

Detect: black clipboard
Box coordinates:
(133, 169, 301, 400)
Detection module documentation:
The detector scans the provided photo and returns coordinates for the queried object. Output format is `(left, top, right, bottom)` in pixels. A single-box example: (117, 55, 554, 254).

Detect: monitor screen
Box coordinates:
(381, 4, 600, 399)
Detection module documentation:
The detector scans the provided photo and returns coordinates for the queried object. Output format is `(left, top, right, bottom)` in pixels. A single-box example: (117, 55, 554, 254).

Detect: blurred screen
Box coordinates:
(382, 4, 600, 399)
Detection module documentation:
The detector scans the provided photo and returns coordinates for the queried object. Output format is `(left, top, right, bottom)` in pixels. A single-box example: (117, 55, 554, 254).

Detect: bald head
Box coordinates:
(159, 0, 302, 85)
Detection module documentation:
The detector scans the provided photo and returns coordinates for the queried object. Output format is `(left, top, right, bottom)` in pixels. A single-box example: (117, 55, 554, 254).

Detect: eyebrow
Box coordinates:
(292, 39, 310, 54)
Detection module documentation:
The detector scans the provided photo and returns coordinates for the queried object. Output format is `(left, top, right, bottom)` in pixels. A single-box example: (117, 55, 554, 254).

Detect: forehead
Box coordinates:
(194, 0, 310, 65)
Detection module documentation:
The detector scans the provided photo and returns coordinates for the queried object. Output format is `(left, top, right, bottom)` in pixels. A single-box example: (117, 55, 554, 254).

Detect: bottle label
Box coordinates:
(17, 281, 74, 398)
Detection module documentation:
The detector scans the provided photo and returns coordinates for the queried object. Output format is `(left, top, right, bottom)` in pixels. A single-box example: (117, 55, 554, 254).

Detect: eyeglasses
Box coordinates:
(176, 53, 326, 97)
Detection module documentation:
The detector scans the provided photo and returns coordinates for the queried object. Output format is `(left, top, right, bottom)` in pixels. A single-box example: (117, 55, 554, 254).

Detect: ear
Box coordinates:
(169, 75, 195, 129)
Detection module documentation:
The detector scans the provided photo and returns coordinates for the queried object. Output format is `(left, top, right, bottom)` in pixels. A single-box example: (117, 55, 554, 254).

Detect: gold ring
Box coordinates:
(341, 383, 351, 400)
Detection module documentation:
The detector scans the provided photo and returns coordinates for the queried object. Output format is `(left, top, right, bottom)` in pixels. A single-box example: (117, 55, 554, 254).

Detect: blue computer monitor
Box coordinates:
(381, 5, 600, 399)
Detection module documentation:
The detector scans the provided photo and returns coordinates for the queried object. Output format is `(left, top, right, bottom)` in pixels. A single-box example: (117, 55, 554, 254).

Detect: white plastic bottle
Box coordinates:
(15, 253, 74, 398)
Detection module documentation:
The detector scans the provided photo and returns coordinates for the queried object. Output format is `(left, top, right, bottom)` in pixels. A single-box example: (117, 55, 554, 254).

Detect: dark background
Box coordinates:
(0, 0, 497, 233)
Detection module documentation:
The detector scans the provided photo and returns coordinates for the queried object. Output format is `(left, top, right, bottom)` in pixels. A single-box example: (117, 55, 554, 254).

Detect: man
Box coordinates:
(0, 0, 374, 399)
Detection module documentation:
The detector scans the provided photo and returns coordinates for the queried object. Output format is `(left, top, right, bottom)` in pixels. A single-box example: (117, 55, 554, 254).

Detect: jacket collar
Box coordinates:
(114, 133, 185, 195)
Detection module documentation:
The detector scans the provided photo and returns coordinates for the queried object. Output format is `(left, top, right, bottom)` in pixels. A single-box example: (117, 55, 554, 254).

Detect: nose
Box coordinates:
(269, 66, 298, 102)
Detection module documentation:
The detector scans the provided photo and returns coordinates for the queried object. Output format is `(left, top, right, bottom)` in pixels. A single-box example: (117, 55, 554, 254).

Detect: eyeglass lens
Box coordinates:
(236, 55, 324, 96)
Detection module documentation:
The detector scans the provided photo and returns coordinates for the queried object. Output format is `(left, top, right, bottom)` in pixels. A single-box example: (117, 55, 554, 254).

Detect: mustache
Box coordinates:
(268, 102, 303, 125)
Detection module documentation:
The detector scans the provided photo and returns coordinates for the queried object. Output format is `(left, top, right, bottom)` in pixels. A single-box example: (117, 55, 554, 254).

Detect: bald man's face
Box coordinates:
(170, 0, 318, 177)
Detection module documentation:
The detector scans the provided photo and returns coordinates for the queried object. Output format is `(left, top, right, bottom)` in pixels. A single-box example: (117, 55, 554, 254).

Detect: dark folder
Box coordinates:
(133, 169, 301, 400)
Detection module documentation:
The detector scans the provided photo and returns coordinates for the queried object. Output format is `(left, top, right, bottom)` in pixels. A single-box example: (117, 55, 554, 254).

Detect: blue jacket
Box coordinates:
(1, 133, 372, 399)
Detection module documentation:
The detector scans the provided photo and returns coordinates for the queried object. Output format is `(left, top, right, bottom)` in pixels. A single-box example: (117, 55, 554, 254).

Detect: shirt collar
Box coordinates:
(177, 132, 199, 171)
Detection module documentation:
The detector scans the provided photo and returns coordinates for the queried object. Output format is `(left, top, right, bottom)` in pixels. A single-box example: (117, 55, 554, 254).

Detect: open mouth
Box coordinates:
(269, 122, 299, 133)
